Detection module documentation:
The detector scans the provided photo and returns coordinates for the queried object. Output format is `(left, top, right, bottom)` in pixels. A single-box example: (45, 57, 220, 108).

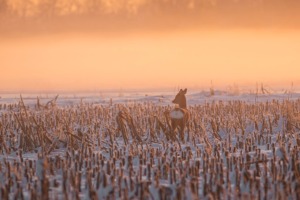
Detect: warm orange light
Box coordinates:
(1, 30, 300, 92)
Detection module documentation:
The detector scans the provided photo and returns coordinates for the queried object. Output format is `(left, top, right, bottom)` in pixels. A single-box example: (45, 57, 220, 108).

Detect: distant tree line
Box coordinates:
(0, 0, 299, 31)
(0, 0, 299, 19)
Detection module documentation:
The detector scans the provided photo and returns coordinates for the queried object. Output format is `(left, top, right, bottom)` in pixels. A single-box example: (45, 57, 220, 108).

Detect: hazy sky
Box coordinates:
(1, 29, 300, 92)
(1, 0, 300, 92)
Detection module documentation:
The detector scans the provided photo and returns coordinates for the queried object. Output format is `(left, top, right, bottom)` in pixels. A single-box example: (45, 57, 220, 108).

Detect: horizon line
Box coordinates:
(0, 84, 298, 95)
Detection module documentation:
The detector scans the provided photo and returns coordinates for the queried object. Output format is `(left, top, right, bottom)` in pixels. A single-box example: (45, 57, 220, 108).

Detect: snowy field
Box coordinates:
(0, 91, 300, 199)
(1, 89, 300, 107)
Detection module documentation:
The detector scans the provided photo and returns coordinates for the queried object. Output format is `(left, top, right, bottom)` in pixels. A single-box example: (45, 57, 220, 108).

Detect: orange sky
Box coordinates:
(1, 29, 300, 92)
(1, 0, 300, 92)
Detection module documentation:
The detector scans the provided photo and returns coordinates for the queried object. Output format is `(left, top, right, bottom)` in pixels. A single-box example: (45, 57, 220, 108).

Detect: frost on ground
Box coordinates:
(0, 92, 300, 199)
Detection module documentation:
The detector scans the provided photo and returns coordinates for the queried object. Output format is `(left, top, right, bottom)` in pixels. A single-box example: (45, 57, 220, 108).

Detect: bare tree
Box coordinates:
(0, 0, 299, 25)
(38, 0, 58, 19)
(19, 0, 35, 18)
(0, 0, 8, 16)
(85, 0, 104, 15)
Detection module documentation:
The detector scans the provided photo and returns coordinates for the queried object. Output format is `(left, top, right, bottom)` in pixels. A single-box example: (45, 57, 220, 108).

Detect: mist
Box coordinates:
(1, 0, 300, 92)
(1, 0, 300, 34)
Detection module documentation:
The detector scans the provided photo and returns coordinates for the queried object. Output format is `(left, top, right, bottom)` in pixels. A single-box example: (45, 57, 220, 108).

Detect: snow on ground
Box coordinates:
(0, 90, 299, 199)
(1, 90, 300, 107)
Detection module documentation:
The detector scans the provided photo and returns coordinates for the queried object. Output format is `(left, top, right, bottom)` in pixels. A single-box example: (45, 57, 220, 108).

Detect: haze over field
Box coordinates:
(2, 2, 300, 199)
(1, 0, 300, 92)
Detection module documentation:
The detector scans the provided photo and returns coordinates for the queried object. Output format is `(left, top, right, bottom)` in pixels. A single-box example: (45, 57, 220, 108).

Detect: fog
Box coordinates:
(1, 0, 300, 92)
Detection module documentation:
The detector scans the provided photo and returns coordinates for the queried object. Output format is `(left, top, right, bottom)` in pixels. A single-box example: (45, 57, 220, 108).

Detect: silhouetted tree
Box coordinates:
(38, 0, 58, 18)
(0, 0, 299, 25)
(0, 0, 8, 15)
(85, 0, 104, 15)
(19, 0, 35, 18)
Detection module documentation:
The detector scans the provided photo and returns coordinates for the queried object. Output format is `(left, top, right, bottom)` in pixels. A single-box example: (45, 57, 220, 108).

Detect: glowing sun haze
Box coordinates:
(1, 0, 300, 92)
(0, 30, 299, 91)
(1, 30, 300, 92)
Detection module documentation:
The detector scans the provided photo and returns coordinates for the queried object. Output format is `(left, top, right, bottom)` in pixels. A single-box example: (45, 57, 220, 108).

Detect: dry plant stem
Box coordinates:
(0, 98, 299, 199)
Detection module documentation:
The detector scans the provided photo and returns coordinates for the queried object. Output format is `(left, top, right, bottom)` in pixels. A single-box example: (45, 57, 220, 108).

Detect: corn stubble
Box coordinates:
(0, 97, 300, 199)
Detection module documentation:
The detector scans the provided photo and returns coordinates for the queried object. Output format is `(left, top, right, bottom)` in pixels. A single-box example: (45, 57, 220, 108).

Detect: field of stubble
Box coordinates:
(0, 96, 300, 199)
